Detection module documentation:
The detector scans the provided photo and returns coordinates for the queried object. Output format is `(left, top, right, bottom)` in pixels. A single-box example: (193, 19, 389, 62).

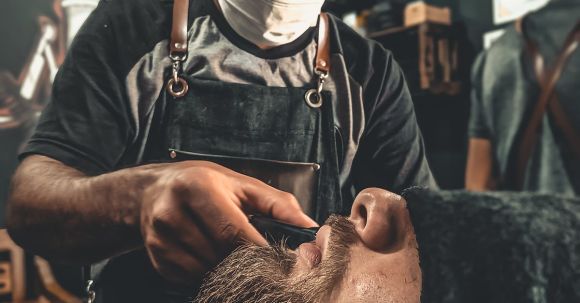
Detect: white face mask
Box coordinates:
(217, 0, 325, 48)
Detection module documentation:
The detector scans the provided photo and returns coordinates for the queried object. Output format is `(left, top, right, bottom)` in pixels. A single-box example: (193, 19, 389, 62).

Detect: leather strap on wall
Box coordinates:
(515, 20, 580, 189)
(170, 0, 190, 58)
(315, 13, 331, 75)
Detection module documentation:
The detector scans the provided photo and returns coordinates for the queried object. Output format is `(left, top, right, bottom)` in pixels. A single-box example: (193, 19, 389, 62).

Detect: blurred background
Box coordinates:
(0, 0, 570, 301)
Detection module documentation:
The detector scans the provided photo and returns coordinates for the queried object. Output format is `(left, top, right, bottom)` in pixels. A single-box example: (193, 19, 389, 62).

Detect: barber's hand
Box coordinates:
(140, 161, 317, 285)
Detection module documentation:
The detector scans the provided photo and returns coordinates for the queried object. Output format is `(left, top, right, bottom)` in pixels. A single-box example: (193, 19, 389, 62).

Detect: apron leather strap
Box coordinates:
(315, 13, 331, 75)
(170, 0, 190, 59)
(515, 20, 580, 189)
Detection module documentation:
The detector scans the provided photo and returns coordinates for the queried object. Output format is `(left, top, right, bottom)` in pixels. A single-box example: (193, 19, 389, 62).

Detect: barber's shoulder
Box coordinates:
(71, 0, 173, 60)
(82, 0, 172, 33)
(330, 14, 393, 84)
(330, 14, 379, 57)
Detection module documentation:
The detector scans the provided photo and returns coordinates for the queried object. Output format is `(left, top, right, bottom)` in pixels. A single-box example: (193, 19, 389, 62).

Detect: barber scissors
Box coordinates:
(249, 215, 320, 250)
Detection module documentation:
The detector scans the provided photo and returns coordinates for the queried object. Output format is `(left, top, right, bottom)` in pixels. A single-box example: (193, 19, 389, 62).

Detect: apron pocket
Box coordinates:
(168, 149, 320, 216)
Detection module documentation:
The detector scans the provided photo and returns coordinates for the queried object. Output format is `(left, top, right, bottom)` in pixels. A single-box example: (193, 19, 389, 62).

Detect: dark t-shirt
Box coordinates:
(469, 1, 580, 196)
(22, 0, 436, 300)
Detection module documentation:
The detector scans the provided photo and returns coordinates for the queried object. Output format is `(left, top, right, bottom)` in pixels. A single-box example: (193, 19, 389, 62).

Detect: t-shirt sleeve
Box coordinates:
(468, 52, 491, 139)
(352, 47, 438, 193)
(20, 4, 135, 176)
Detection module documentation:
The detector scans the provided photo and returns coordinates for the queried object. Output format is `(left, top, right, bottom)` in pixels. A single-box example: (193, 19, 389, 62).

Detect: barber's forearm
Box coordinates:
(7, 155, 159, 264)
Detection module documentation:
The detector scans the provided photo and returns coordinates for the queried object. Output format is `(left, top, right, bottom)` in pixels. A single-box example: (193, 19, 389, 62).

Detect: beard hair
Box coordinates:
(192, 215, 359, 303)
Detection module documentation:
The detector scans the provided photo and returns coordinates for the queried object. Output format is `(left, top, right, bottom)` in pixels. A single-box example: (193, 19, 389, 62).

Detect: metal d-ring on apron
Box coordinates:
(166, 55, 189, 98)
(304, 13, 331, 109)
(304, 68, 328, 108)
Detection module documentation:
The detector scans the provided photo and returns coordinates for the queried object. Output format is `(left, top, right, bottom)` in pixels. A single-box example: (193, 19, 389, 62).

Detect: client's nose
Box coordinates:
(349, 188, 413, 252)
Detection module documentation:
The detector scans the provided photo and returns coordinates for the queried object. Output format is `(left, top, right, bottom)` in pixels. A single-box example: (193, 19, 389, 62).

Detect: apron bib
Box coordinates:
(149, 61, 340, 303)
(160, 77, 341, 219)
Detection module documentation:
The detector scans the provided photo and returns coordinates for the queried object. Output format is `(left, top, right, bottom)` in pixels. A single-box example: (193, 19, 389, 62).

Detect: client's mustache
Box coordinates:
(193, 215, 358, 303)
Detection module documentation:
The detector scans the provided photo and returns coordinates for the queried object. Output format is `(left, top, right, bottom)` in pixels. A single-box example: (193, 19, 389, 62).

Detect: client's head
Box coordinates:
(193, 188, 421, 303)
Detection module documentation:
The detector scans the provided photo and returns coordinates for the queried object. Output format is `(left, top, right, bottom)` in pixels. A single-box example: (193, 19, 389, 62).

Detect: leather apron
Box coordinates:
(90, 1, 342, 302)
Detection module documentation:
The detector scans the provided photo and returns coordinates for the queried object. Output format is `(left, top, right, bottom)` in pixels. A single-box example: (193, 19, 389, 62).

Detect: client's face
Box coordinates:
(194, 188, 421, 303)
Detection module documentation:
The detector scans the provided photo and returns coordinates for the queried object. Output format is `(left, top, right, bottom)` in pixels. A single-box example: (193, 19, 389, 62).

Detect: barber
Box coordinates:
(6, 0, 436, 301)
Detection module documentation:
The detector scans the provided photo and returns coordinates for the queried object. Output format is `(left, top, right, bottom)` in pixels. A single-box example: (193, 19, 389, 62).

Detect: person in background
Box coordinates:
(466, 0, 580, 196)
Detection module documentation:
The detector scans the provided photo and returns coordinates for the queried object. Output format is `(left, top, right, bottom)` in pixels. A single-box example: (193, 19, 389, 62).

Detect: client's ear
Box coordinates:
(349, 188, 411, 253)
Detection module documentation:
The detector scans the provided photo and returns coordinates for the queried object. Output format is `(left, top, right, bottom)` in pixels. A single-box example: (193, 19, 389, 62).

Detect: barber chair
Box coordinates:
(404, 188, 580, 302)
(0, 230, 81, 303)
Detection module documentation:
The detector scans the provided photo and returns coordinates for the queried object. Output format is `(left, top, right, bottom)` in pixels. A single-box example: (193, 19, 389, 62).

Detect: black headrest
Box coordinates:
(403, 188, 580, 303)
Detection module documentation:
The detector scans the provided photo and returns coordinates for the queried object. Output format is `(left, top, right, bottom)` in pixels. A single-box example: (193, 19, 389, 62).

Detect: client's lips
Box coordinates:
(296, 225, 331, 269)
(297, 242, 321, 267)
(316, 225, 331, 260)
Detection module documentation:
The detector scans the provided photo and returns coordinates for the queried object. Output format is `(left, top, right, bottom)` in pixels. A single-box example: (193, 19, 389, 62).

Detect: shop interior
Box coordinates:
(0, 0, 578, 302)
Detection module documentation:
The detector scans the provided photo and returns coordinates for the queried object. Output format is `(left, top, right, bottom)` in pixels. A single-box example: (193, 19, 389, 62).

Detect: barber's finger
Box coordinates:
(210, 211, 269, 249)
(239, 178, 318, 228)
(236, 215, 269, 247)
(192, 190, 268, 250)
(195, 163, 318, 227)
(145, 232, 208, 285)
(180, 224, 221, 265)
(154, 213, 220, 265)
(149, 194, 220, 264)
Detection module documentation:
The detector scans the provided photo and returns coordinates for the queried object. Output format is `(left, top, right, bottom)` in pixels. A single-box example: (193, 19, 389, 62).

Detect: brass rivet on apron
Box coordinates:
(169, 150, 177, 159)
(312, 163, 321, 171)
(320, 60, 327, 67)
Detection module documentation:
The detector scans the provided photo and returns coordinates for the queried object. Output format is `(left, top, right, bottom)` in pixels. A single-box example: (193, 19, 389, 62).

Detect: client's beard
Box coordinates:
(193, 215, 359, 303)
